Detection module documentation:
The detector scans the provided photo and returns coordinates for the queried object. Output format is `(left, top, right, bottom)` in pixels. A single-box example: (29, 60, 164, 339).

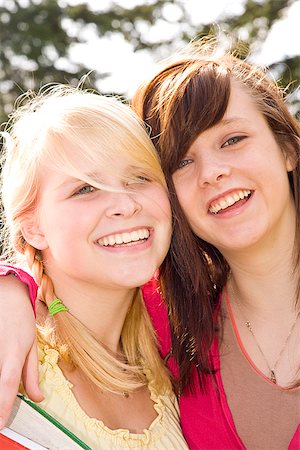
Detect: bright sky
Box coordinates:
(66, 0, 300, 98)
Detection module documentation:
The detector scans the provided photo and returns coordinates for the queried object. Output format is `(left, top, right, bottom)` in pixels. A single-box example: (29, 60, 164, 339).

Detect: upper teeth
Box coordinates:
(98, 228, 150, 246)
(209, 190, 251, 214)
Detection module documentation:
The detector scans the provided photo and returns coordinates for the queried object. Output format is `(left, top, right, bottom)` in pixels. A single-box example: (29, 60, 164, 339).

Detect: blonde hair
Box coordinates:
(1, 85, 172, 395)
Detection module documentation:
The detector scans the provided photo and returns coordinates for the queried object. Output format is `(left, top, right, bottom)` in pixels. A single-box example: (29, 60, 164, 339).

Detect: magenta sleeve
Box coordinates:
(0, 264, 37, 316)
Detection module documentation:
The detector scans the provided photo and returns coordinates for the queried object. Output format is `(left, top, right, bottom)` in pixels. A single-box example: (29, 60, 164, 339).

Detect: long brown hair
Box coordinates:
(132, 40, 300, 392)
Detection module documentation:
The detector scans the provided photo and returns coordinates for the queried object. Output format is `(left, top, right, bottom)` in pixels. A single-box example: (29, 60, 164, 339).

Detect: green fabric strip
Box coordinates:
(17, 394, 92, 450)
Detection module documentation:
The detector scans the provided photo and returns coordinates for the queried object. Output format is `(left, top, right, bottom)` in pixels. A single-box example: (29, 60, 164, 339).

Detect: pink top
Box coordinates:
(0, 264, 37, 316)
(4, 268, 300, 449)
(141, 279, 300, 450)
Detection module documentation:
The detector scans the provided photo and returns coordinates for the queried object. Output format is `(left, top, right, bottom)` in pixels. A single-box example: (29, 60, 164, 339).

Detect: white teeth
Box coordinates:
(98, 228, 150, 246)
(115, 234, 123, 244)
(108, 235, 115, 246)
(103, 237, 109, 246)
(226, 196, 235, 206)
(122, 232, 131, 243)
(138, 229, 145, 239)
(209, 190, 251, 214)
(131, 231, 140, 241)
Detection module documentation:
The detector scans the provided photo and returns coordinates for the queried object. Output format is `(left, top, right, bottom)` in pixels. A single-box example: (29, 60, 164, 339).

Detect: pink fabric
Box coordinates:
(0, 264, 37, 316)
(1, 266, 299, 449)
(142, 279, 300, 450)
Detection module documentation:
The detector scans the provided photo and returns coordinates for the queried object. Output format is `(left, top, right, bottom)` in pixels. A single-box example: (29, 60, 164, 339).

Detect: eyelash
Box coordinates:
(73, 185, 96, 196)
(222, 135, 245, 147)
(127, 175, 152, 185)
(178, 159, 193, 169)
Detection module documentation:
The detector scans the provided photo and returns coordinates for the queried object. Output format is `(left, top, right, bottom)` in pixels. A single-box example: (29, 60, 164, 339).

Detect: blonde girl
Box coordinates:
(0, 86, 187, 449)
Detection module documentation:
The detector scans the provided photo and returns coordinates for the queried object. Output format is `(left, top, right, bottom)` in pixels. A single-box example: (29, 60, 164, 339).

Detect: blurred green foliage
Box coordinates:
(0, 0, 299, 126)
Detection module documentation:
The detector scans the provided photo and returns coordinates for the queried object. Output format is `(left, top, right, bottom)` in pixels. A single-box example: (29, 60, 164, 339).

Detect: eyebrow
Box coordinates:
(55, 172, 103, 190)
(217, 116, 249, 127)
(55, 164, 146, 191)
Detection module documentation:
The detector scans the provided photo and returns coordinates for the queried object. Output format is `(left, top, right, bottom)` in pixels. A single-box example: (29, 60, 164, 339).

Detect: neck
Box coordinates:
(228, 273, 297, 322)
(222, 207, 299, 387)
(225, 233, 297, 314)
(38, 274, 137, 353)
(223, 193, 297, 301)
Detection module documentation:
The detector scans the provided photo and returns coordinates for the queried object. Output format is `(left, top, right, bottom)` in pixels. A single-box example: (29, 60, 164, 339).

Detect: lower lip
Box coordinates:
(96, 232, 154, 253)
(209, 193, 253, 218)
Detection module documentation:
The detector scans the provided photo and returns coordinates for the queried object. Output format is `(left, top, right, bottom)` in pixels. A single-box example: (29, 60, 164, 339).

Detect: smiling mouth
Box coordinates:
(97, 228, 150, 247)
(209, 190, 252, 214)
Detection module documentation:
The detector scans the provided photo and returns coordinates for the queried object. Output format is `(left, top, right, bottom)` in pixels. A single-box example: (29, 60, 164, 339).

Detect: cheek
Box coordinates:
(149, 186, 172, 220)
(175, 183, 194, 219)
(162, 197, 172, 224)
(41, 212, 86, 249)
(172, 174, 191, 203)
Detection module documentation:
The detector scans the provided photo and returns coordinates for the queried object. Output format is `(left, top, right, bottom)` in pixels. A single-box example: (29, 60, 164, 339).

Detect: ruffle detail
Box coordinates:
(37, 344, 185, 448)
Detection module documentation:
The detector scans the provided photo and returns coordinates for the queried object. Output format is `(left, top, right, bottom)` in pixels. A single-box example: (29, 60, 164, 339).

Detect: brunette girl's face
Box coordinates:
(172, 81, 295, 258)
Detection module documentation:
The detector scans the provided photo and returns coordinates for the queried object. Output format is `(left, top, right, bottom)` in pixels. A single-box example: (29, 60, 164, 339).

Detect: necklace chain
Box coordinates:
(229, 280, 299, 385)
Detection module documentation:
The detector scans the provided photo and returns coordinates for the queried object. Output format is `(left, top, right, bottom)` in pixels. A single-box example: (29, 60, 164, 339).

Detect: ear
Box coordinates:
(21, 218, 49, 251)
(286, 155, 296, 172)
(284, 146, 297, 172)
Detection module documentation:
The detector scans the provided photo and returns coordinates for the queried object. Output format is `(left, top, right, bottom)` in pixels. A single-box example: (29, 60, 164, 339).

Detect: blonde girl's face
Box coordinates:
(24, 145, 172, 295)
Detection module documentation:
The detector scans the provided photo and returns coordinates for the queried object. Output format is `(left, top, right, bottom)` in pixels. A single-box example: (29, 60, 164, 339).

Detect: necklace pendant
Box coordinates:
(123, 391, 129, 398)
(270, 370, 277, 384)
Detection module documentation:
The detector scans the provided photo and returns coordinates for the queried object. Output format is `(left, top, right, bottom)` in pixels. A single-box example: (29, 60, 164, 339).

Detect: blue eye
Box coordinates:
(74, 185, 96, 196)
(222, 136, 245, 147)
(178, 159, 193, 169)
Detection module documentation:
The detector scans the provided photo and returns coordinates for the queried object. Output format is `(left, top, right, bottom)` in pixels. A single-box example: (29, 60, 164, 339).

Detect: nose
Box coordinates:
(198, 155, 231, 188)
(105, 191, 142, 218)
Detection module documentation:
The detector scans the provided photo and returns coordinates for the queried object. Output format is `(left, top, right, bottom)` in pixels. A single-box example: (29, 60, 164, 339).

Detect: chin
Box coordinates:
(119, 267, 157, 289)
(218, 234, 265, 253)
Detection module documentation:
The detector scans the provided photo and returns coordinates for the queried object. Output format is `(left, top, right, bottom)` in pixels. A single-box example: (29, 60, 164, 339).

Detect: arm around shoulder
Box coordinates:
(0, 266, 42, 429)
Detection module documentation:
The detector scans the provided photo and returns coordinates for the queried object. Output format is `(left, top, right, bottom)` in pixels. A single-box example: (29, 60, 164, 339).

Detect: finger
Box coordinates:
(0, 357, 24, 429)
(22, 340, 44, 402)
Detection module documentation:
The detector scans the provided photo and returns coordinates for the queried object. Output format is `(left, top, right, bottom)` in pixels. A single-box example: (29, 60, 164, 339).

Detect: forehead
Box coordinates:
(38, 139, 129, 188)
(45, 133, 135, 171)
(224, 80, 259, 118)
(199, 80, 263, 136)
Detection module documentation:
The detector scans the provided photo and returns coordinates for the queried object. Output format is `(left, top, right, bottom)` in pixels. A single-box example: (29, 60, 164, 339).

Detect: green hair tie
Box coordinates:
(48, 298, 69, 316)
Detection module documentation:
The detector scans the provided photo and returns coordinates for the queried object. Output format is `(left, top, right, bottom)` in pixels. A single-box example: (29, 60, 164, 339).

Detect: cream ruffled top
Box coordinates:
(37, 344, 188, 449)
